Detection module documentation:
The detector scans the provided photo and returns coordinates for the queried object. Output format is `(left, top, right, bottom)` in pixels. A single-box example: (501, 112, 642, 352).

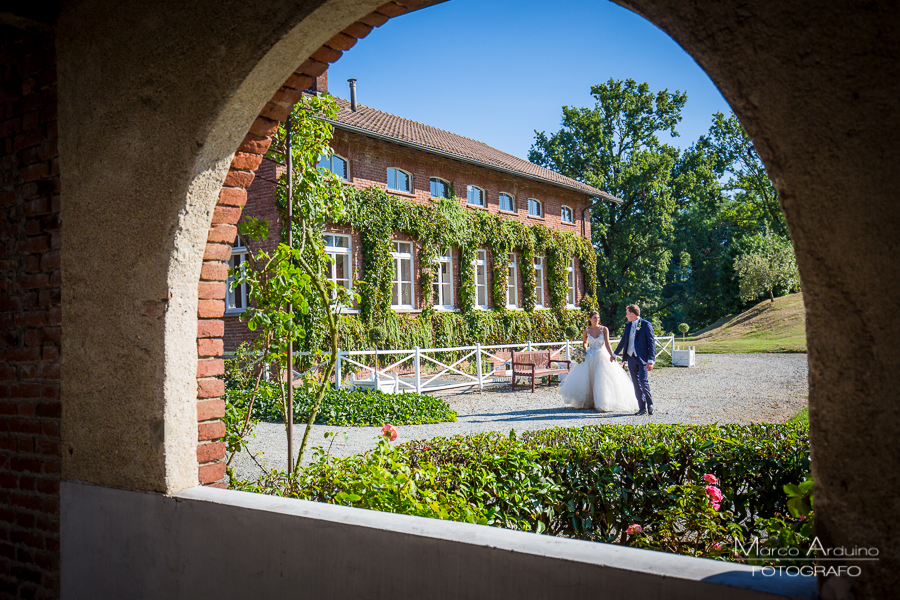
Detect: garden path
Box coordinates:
(230, 353, 808, 479)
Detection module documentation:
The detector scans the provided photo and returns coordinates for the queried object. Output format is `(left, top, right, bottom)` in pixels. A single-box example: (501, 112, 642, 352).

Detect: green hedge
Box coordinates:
(233, 423, 810, 544)
(299, 388, 457, 426)
(225, 377, 457, 426)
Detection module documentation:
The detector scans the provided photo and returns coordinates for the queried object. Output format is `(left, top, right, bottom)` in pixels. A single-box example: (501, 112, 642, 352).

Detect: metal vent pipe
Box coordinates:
(348, 78, 357, 111)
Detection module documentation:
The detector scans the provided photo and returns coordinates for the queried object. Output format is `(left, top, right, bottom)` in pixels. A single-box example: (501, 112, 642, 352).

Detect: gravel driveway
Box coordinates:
(230, 353, 808, 480)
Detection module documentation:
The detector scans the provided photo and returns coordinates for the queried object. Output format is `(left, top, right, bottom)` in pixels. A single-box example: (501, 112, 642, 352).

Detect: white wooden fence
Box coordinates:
(318, 335, 674, 395)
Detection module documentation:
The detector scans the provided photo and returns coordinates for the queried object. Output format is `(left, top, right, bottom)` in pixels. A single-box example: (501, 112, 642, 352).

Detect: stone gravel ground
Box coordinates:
(230, 353, 808, 480)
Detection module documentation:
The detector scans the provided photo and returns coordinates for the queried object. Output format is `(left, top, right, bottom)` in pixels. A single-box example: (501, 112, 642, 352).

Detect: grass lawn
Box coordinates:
(683, 293, 807, 353)
(789, 406, 809, 426)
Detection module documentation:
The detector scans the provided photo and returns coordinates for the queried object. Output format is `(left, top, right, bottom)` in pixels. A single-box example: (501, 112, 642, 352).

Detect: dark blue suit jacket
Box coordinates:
(614, 318, 656, 364)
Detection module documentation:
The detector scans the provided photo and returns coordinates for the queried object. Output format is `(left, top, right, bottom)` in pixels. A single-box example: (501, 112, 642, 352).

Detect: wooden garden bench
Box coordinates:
(511, 350, 571, 393)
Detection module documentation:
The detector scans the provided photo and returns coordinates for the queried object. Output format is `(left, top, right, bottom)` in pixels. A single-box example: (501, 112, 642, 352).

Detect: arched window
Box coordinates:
(387, 168, 411, 193)
(467, 185, 485, 207)
(561, 205, 574, 223)
(430, 177, 450, 199)
(317, 153, 348, 180)
(528, 198, 543, 218)
(499, 193, 515, 213)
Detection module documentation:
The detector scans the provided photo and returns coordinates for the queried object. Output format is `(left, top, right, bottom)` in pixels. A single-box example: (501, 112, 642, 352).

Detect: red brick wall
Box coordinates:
(330, 128, 592, 238)
(327, 127, 590, 311)
(0, 26, 61, 600)
(223, 122, 592, 353)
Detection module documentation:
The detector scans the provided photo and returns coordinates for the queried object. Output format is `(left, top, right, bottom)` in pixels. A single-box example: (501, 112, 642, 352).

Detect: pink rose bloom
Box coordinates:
(703, 474, 718, 485)
(712, 543, 722, 550)
(711, 501, 721, 510)
(705, 485, 724, 504)
(380, 424, 399, 442)
(626, 524, 643, 535)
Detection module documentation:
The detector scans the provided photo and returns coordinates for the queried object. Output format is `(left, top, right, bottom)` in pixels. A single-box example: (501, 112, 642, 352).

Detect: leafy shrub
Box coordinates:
(295, 388, 457, 426)
(628, 478, 742, 558)
(233, 423, 809, 551)
(235, 439, 485, 524)
(747, 477, 815, 566)
(225, 344, 457, 426)
(226, 378, 456, 426)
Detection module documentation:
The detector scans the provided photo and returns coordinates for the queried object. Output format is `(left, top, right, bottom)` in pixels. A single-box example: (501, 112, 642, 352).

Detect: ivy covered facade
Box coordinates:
(224, 80, 618, 354)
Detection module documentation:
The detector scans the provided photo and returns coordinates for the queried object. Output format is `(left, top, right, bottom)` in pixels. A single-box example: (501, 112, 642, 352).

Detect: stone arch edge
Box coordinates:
(194, 1, 441, 486)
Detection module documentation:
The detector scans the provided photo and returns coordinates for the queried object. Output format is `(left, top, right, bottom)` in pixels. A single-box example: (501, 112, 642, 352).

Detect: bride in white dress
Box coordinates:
(559, 311, 640, 413)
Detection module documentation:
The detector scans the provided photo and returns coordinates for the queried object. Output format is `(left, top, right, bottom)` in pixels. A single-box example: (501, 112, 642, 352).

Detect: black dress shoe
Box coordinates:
(648, 406, 654, 415)
(634, 409, 646, 416)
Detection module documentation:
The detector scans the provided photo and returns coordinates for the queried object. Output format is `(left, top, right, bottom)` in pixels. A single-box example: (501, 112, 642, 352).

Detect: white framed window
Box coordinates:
(567, 256, 577, 307)
(467, 185, 485, 207)
(507, 253, 518, 308)
(387, 168, 411, 193)
(226, 236, 249, 314)
(391, 241, 414, 309)
(433, 249, 454, 309)
(528, 198, 543, 217)
(534, 255, 545, 308)
(317, 153, 349, 180)
(499, 193, 515, 213)
(430, 177, 450, 199)
(561, 205, 574, 223)
(473, 249, 488, 309)
(323, 233, 352, 302)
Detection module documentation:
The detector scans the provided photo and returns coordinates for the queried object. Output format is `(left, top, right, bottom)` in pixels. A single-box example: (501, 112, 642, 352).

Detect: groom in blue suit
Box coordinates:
(611, 304, 655, 416)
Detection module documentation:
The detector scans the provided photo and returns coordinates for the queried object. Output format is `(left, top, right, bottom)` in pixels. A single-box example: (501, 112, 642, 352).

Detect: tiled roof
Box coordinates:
(325, 97, 618, 201)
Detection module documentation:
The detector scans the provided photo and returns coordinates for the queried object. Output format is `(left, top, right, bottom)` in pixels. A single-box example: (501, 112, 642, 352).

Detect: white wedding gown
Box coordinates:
(559, 333, 640, 413)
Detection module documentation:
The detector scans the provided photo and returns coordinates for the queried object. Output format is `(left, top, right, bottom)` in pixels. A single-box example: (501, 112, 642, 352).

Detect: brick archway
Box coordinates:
(1, 0, 896, 597)
(183, 1, 900, 598)
(194, 1, 440, 485)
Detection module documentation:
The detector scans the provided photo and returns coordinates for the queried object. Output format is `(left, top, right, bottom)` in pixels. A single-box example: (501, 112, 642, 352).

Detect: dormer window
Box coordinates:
(499, 193, 515, 213)
(467, 185, 485, 207)
(317, 153, 348, 180)
(387, 168, 411, 193)
(561, 205, 574, 223)
(430, 178, 450, 199)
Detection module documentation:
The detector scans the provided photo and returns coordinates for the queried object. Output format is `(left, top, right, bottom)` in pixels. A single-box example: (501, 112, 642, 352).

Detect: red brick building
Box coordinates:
(224, 75, 617, 351)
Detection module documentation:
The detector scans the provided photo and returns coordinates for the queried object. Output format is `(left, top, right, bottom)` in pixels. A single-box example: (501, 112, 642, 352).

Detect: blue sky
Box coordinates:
(327, 0, 732, 161)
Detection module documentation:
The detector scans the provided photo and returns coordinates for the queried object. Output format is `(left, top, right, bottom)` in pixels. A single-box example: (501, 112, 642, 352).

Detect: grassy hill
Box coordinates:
(682, 293, 807, 353)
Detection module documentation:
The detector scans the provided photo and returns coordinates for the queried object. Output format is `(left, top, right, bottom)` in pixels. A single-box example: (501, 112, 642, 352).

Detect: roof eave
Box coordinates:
(325, 119, 622, 203)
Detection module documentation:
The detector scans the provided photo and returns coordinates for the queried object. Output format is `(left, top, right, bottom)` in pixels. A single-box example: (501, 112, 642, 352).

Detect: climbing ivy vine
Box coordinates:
(298, 186, 598, 354)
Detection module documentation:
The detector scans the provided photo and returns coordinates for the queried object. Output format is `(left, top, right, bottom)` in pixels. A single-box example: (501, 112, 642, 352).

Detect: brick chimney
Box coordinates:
(307, 70, 328, 95)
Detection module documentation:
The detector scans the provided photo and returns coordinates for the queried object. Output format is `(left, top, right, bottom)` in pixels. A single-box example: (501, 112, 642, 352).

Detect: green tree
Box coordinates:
(663, 133, 753, 331)
(733, 228, 800, 303)
(529, 79, 682, 326)
(230, 94, 350, 472)
(708, 112, 786, 236)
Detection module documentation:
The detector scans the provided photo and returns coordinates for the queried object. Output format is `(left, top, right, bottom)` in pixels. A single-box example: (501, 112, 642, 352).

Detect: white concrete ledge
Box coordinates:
(62, 481, 818, 599)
